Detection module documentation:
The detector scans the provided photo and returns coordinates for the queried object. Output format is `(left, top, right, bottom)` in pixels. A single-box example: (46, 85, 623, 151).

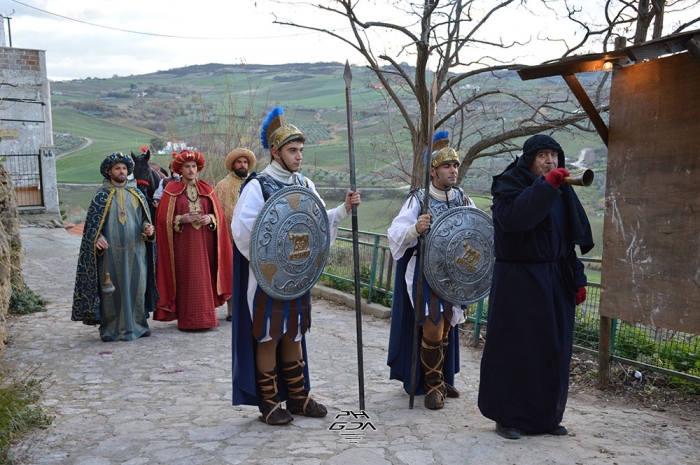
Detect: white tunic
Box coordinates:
(387, 185, 475, 326)
(231, 161, 350, 341)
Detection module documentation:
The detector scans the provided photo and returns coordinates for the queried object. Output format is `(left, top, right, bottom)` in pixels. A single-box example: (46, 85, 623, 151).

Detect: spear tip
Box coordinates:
(344, 60, 352, 86)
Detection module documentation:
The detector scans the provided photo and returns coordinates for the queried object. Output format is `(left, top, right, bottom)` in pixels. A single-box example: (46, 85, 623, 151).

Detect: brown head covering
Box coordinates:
(225, 148, 257, 172)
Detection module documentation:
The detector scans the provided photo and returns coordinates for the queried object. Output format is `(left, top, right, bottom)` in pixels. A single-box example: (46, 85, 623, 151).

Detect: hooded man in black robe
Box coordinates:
(478, 134, 593, 439)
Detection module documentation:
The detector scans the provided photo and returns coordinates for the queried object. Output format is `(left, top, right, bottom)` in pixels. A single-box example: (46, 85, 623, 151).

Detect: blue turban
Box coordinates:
(100, 152, 134, 179)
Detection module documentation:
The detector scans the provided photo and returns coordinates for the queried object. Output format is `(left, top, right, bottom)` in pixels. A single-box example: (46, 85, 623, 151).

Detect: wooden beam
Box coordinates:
(516, 31, 700, 81)
(685, 35, 700, 67)
(517, 53, 627, 81)
(562, 74, 609, 146)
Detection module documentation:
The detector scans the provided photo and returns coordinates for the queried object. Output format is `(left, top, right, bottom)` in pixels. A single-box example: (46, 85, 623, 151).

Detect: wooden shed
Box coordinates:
(516, 31, 700, 386)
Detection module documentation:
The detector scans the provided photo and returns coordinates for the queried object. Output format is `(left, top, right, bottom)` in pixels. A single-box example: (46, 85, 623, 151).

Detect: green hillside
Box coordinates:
(52, 62, 607, 255)
(53, 107, 158, 183)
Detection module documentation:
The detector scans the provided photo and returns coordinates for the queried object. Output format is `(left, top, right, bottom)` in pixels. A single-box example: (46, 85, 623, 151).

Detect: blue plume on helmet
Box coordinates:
(260, 106, 284, 150)
(423, 130, 450, 164)
(433, 130, 449, 145)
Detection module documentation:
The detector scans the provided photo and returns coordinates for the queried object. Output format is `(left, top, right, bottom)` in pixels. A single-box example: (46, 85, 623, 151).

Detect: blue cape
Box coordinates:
(387, 246, 460, 395)
(71, 184, 157, 325)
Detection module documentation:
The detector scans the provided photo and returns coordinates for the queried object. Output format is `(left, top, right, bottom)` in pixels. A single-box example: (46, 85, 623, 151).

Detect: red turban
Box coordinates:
(171, 149, 205, 174)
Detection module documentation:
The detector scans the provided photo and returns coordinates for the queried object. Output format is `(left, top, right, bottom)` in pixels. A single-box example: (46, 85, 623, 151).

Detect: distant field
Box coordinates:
(58, 185, 99, 223)
(54, 107, 158, 183)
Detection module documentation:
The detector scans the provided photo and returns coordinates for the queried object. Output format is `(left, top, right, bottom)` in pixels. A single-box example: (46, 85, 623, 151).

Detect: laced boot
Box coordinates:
(442, 336, 460, 399)
(256, 368, 293, 425)
(421, 337, 445, 410)
(280, 359, 328, 417)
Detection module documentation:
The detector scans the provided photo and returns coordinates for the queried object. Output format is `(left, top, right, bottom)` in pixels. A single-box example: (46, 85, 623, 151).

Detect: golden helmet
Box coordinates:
(430, 131, 460, 168)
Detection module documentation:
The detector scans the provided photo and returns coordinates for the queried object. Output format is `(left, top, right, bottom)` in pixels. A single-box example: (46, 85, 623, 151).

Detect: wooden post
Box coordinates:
(598, 315, 613, 389)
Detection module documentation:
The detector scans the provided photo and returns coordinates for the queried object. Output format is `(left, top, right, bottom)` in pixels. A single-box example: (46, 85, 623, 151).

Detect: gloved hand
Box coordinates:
(575, 286, 587, 306)
(544, 168, 570, 189)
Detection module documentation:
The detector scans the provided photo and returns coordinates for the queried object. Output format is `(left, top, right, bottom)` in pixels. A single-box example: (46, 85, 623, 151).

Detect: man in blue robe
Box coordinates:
(478, 134, 593, 439)
(72, 152, 157, 342)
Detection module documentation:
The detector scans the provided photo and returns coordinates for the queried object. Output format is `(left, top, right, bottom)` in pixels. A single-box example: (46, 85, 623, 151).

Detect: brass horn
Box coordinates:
(564, 169, 594, 187)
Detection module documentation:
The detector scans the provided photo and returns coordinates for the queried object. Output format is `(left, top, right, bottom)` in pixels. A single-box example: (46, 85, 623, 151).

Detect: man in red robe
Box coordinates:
(155, 149, 233, 330)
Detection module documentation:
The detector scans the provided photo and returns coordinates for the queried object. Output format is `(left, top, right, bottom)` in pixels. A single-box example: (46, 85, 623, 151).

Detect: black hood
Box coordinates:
(517, 134, 566, 171)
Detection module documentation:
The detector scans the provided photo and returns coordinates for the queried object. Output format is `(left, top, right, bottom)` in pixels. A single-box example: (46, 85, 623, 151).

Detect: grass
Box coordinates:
(57, 185, 98, 223)
(1, 285, 51, 463)
(587, 216, 604, 259)
(0, 373, 53, 464)
(54, 108, 158, 184)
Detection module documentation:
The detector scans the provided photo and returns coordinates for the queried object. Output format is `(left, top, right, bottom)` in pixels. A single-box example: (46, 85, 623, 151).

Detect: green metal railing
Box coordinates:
(321, 231, 699, 384)
(320, 228, 394, 306)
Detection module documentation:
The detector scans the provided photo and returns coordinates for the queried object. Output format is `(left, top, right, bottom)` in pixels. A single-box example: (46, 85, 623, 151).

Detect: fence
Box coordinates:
(0, 153, 43, 207)
(320, 228, 395, 307)
(321, 228, 700, 385)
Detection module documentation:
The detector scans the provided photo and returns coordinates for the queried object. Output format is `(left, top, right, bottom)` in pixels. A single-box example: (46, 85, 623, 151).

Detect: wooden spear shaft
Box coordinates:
(409, 76, 438, 408)
(344, 60, 365, 410)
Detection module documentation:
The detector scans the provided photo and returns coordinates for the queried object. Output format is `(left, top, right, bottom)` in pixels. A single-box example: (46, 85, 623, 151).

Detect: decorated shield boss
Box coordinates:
(424, 206, 494, 305)
(250, 186, 330, 300)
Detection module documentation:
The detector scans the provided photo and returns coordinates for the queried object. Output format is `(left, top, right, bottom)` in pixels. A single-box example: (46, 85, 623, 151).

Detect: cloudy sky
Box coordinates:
(5, 0, 696, 82)
(6, 0, 451, 80)
(5, 0, 361, 80)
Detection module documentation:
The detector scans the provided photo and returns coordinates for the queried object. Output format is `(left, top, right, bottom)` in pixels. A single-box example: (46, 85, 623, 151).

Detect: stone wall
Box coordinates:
(0, 163, 22, 358)
(0, 45, 59, 216)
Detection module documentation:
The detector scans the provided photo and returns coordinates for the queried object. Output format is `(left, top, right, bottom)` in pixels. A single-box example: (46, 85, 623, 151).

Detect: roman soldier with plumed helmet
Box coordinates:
(386, 131, 476, 410)
(230, 106, 361, 425)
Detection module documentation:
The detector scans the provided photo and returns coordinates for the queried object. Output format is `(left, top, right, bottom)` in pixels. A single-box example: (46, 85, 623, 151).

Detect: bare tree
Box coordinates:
(272, 0, 699, 187)
(179, 64, 269, 184)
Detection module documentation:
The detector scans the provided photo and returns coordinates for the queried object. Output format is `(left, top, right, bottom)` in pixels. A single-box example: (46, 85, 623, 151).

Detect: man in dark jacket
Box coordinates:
(478, 134, 593, 439)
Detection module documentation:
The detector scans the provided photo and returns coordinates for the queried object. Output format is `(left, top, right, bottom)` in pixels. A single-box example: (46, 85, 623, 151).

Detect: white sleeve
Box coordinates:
(231, 180, 264, 261)
(387, 197, 421, 260)
(153, 179, 164, 200)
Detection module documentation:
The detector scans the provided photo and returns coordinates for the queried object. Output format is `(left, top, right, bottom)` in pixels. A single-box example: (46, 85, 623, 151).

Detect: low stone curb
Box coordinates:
(311, 284, 391, 319)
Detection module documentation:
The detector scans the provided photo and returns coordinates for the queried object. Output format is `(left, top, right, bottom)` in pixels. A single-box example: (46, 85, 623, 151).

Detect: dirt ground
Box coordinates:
(463, 326, 700, 420)
(568, 352, 700, 421)
(458, 329, 700, 464)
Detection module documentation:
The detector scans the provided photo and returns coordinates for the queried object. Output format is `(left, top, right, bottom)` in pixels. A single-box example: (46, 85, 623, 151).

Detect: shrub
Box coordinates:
(574, 317, 599, 350)
(359, 287, 392, 308)
(615, 326, 656, 360)
(657, 345, 699, 374)
(319, 275, 353, 294)
(9, 287, 47, 315)
(668, 369, 700, 394)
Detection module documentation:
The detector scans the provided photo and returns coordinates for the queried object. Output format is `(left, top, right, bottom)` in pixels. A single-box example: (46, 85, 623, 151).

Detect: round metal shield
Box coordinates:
(250, 186, 330, 300)
(424, 206, 495, 305)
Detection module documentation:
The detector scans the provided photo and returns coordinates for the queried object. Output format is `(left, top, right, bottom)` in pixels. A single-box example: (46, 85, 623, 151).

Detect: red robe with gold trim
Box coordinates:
(155, 179, 232, 329)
